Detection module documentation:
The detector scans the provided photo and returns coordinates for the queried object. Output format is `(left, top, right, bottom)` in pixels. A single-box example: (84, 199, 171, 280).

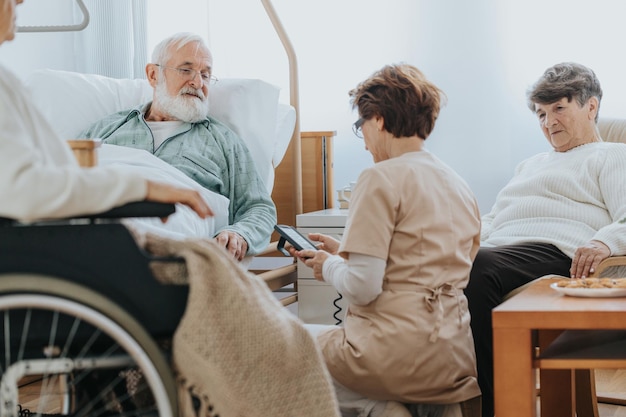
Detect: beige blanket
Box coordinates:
(142, 233, 340, 417)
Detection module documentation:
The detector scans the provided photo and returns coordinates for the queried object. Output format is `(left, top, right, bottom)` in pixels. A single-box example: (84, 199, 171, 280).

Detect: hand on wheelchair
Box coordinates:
(145, 180, 213, 221)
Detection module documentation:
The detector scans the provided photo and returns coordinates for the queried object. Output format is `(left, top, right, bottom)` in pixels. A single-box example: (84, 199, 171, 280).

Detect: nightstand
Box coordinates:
(296, 208, 349, 324)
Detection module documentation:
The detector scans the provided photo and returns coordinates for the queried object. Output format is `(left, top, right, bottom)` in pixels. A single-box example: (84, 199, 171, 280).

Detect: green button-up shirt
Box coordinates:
(81, 104, 277, 255)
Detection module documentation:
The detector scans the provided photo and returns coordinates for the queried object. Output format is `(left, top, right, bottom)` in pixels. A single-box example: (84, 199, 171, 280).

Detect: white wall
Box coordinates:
(145, 0, 210, 55)
(3, 0, 626, 214)
(420, 0, 626, 213)
(203, 0, 420, 209)
(191, 0, 626, 214)
(0, 0, 76, 74)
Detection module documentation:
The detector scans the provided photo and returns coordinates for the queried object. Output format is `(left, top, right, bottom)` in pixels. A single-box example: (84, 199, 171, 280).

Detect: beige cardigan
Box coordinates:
(143, 233, 340, 417)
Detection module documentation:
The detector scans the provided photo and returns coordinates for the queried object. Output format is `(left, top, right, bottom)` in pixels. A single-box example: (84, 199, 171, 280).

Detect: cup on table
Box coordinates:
(337, 181, 356, 209)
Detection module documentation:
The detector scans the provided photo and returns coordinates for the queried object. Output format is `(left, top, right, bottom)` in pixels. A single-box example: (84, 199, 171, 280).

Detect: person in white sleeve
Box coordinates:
(464, 62, 626, 417)
(292, 64, 482, 417)
(0, 0, 212, 223)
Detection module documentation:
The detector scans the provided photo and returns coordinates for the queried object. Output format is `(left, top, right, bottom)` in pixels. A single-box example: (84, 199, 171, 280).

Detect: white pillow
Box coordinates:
(24, 69, 281, 190)
(209, 78, 279, 189)
(25, 70, 152, 140)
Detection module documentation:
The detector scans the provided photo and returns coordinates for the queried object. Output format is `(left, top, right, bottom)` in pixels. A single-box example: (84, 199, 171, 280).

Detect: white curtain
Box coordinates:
(74, 0, 147, 79)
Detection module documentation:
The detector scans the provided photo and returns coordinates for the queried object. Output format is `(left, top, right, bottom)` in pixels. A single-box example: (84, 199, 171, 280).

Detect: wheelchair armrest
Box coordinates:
(0, 217, 14, 226)
(0, 201, 176, 226)
(85, 201, 176, 219)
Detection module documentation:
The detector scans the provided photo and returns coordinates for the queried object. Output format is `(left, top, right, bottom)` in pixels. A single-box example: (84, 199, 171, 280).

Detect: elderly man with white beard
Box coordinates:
(81, 32, 276, 261)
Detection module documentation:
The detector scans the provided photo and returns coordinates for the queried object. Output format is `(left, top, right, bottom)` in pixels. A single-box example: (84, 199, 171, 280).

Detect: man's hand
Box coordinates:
(215, 230, 248, 261)
(570, 240, 611, 278)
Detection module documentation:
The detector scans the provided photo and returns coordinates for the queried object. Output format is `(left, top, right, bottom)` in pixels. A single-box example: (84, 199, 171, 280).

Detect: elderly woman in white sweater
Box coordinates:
(0, 0, 211, 222)
(465, 62, 626, 417)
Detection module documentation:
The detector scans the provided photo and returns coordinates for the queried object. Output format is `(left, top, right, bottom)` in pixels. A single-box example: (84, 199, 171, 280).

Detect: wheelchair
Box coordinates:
(0, 203, 188, 417)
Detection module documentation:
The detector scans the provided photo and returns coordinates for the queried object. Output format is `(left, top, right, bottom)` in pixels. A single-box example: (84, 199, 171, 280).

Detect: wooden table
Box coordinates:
(492, 276, 626, 417)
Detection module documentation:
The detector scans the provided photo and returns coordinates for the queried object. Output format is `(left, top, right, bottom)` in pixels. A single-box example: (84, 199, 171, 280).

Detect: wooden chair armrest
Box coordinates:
(256, 241, 280, 256)
(591, 256, 626, 277)
(258, 264, 297, 290)
(249, 241, 298, 306)
(257, 263, 298, 306)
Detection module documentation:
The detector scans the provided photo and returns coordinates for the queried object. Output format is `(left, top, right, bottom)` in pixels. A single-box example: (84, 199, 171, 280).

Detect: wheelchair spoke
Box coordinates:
(0, 279, 176, 417)
(59, 316, 81, 359)
(71, 339, 122, 387)
(36, 375, 61, 416)
(3, 309, 9, 373)
(74, 372, 126, 417)
(76, 328, 102, 359)
(17, 308, 32, 363)
(45, 310, 60, 357)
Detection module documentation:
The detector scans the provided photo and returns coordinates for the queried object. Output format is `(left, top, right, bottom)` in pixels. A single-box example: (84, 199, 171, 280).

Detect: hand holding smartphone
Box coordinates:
(274, 224, 318, 257)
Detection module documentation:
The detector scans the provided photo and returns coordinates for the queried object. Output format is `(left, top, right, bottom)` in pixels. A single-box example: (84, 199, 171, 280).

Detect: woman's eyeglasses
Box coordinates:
(352, 117, 365, 139)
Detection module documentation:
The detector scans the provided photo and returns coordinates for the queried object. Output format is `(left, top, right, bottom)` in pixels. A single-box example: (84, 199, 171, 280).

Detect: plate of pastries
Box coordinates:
(551, 277, 626, 297)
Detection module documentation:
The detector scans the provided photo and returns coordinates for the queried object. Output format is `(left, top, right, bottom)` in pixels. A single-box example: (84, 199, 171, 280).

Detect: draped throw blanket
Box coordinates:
(141, 233, 340, 417)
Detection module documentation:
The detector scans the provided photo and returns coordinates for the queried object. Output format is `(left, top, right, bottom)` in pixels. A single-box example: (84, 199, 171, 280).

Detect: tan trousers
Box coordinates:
(304, 324, 461, 417)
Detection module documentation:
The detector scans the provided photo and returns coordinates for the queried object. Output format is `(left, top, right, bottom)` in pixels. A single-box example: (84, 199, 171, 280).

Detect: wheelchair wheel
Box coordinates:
(0, 274, 177, 417)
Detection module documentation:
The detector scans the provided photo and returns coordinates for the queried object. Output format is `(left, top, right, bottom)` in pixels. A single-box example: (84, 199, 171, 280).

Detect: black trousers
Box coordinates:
(464, 243, 571, 417)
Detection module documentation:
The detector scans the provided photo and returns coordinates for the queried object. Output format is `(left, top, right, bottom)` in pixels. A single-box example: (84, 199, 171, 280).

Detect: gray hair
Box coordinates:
(526, 62, 602, 121)
(151, 32, 212, 66)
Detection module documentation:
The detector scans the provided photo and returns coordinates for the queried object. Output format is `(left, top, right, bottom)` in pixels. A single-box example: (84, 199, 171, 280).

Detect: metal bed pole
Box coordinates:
(17, 0, 90, 33)
(260, 0, 303, 216)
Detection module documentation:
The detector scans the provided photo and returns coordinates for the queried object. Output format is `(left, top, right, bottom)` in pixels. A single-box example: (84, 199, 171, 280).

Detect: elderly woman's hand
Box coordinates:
(570, 240, 611, 278)
(146, 180, 213, 219)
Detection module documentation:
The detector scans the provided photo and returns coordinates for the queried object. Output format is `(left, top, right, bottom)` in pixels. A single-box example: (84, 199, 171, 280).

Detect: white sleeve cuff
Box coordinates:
(322, 253, 385, 305)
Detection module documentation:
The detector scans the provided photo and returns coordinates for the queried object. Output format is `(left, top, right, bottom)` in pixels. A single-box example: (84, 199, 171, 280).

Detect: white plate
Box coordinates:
(550, 282, 626, 298)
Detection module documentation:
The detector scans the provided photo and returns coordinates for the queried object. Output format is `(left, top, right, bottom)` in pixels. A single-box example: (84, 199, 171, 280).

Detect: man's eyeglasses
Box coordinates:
(156, 64, 218, 85)
(352, 117, 365, 139)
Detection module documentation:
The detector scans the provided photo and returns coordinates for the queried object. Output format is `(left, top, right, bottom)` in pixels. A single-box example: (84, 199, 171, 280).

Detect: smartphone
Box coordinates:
(274, 224, 318, 256)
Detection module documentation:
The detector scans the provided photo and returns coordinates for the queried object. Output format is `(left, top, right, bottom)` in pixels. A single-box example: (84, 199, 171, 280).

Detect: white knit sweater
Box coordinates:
(482, 142, 626, 258)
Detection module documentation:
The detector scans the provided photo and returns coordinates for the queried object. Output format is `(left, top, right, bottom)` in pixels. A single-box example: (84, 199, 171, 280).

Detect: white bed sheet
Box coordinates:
(99, 144, 230, 240)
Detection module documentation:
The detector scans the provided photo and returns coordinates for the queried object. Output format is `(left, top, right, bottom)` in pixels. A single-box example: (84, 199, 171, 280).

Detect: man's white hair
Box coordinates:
(151, 32, 212, 66)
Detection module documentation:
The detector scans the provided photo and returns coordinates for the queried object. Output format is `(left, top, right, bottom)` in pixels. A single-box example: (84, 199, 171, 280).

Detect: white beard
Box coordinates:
(154, 79, 210, 123)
